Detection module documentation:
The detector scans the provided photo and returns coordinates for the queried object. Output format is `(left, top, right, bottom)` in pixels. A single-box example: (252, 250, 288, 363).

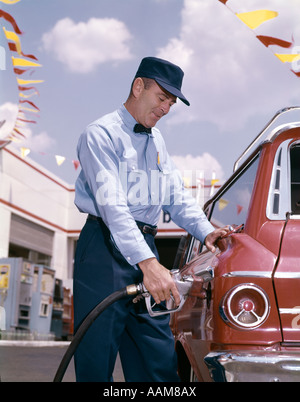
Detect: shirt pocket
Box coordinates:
(119, 150, 139, 173)
(154, 142, 171, 176)
(157, 159, 171, 176)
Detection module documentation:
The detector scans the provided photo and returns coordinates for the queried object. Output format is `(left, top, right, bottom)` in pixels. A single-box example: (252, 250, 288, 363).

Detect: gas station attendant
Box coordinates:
(73, 56, 228, 382)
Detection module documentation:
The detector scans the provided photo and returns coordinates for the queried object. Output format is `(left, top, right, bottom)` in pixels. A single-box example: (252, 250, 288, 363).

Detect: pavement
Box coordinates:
(0, 340, 124, 382)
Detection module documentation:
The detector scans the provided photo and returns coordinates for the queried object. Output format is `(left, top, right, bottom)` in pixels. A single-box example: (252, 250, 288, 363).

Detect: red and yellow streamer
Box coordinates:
(0, 4, 43, 143)
(218, 0, 300, 78)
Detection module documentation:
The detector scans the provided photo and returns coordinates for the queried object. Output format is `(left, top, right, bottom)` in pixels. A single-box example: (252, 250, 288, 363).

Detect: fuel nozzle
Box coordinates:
(138, 269, 194, 317)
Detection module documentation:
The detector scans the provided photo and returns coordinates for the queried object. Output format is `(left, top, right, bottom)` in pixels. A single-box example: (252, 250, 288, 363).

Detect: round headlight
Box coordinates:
(220, 284, 270, 329)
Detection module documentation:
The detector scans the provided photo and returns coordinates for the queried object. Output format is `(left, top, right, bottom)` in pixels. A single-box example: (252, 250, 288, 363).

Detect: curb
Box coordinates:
(0, 340, 70, 347)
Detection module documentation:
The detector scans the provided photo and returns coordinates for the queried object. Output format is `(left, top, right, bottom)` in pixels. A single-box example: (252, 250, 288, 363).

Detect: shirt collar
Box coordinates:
(118, 104, 154, 137)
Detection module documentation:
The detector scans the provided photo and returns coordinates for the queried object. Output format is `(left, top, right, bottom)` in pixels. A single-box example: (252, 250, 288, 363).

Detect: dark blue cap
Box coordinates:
(134, 57, 190, 106)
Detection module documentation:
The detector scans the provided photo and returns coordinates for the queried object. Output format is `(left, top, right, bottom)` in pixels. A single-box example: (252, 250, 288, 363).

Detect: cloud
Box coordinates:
(171, 152, 225, 182)
(0, 102, 18, 139)
(41, 17, 134, 73)
(0, 102, 55, 152)
(157, 0, 300, 131)
(19, 130, 55, 153)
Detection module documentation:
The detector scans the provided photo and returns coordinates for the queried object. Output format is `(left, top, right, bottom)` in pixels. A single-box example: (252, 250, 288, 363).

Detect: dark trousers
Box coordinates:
(73, 217, 179, 382)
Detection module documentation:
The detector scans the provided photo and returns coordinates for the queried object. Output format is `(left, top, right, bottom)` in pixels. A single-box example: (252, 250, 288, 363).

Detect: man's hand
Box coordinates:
(205, 226, 230, 253)
(138, 258, 181, 306)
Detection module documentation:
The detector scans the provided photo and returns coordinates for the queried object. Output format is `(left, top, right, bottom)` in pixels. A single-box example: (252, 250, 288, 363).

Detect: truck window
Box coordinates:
(209, 155, 260, 228)
(290, 145, 300, 214)
(187, 155, 261, 262)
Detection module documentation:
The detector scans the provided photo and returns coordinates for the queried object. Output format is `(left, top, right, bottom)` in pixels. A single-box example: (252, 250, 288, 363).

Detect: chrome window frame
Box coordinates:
(267, 136, 300, 220)
(266, 139, 291, 220)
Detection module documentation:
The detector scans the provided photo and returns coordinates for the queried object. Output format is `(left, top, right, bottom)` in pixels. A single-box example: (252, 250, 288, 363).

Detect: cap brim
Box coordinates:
(155, 78, 190, 106)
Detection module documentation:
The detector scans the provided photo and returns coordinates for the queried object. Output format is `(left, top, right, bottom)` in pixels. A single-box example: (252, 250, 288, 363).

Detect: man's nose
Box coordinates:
(161, 102, 170, 115)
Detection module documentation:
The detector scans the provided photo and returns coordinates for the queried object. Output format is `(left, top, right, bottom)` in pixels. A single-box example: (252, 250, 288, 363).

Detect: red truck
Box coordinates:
(171, 106, 300, 382)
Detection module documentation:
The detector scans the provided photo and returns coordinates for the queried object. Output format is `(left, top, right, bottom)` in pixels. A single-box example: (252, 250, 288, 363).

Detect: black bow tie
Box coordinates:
(134, 124, 152, 134)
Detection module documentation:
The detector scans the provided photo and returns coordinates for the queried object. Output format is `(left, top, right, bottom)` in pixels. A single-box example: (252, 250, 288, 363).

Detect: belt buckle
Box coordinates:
(142, 225, 150, 235)
(141, 224, 157, 236)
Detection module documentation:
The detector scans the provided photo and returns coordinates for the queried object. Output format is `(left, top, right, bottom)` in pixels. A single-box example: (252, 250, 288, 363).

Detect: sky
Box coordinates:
(0, 0, 300, 186)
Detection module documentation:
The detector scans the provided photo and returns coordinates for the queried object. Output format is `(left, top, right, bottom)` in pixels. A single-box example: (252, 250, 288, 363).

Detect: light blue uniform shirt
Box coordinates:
(75, 105, 214, 266)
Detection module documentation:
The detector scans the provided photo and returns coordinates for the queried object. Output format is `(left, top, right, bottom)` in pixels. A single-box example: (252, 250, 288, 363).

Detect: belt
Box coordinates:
(87, 214, 157, 237)
(136, 221, 158, 237)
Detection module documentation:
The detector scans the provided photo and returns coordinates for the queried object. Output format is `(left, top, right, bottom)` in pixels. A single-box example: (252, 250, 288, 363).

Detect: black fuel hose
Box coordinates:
(53, 284, 141, 382)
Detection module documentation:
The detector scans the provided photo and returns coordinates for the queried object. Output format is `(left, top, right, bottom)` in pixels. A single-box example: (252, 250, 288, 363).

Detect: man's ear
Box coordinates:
(132, 77, 144, 99)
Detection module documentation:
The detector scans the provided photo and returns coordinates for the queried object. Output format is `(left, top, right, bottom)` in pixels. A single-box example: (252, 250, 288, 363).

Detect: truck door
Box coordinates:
(273, 143, 300, 342)
(274, 219, 300, 342)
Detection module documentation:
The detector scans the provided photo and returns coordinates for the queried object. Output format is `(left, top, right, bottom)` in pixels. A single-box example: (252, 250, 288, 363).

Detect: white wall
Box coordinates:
(0, 145, 85, 280)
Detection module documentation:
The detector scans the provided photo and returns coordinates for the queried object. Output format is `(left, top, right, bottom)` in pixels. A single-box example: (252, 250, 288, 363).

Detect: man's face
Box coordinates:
(135, 79, 177, 128)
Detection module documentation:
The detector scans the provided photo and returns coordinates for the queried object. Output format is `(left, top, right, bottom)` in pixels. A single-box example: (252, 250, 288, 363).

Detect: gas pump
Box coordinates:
(30, 265, 55, 335)
(0, 258, 55, 337)
(0, 258, 34, 332)
(0, 263, 10, 330)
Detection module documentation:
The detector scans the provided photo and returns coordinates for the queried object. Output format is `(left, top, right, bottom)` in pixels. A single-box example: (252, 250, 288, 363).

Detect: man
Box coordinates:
(73, 56, 228, 382)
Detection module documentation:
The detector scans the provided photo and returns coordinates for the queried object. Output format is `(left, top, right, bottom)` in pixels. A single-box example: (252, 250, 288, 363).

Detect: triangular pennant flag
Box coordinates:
(218, 198, 229, 211)
(13, 127, 26, 138)
(18, 85, 39, 92)
(275, 53, 300, 63)
(55, 155, 66, 166)
(14, 68, 28, 75)
(16, 117, 36, 124)
(12, 57, 41, 68)
(211, 179, 219, 186)
(18, 106, 39, 114)
(19, 99, 40, 111)
(9, 43, 38, 60)
(256, 35, 293, 49)
(20, 147, 30, 158)
(17, 78, 44, 85)
(237, 204, 243, 215)
(236, 10, 278, 30)
(8, 135, 22, 142)
(0, 10, 22, 34)
(72, 160, 80, 170)
(19, 91, 39, 98)
(0, 0, 21, 3)
(3, 27, 22, 55)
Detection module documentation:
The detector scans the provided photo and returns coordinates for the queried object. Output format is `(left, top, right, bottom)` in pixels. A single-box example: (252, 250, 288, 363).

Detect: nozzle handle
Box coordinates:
(143, 269, 193, 317)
